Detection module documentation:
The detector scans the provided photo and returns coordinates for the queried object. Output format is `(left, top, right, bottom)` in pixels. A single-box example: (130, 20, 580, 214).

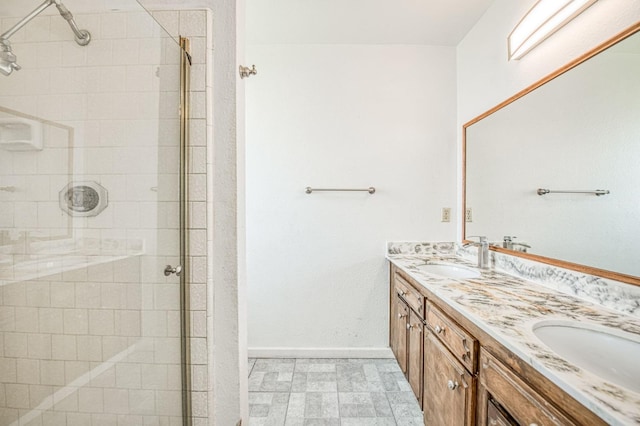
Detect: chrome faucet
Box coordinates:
(503, 236, 531, 252)
(464, 236, 490, 270)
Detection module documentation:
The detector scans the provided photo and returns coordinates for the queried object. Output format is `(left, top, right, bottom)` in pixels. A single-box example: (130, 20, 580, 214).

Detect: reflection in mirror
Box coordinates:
(464, 25, 640, 283)
(0, 108, 73, 279)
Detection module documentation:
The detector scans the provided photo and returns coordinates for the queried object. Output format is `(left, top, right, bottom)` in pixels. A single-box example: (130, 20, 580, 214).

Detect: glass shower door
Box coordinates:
(0, 1, 188, 424)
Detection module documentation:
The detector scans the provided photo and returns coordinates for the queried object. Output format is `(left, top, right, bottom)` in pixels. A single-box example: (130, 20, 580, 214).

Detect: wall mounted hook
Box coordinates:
(239, 64, 257, 79)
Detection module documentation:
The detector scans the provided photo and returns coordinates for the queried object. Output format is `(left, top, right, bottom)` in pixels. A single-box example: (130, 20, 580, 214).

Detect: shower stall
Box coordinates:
(0, 0, 194, 424)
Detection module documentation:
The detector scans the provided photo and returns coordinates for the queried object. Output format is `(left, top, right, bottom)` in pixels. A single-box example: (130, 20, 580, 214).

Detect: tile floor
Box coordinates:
(248, 358, 424, 425)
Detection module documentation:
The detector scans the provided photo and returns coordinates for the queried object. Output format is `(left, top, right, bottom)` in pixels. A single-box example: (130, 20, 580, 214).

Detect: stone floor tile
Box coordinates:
(306, 381, 338, 392)
(336, 365, 366, 382)
(370, 392, 393, 417)
(386, 392, 419, 405)
(362, 364, 382, 382)
(338, 392, 378, 418)
(253, 359, 296, 373)
(249, 358, 257, 376)
(337, 378, 386, 393)
(387, 391, 422, 419)
(292, 371, 337, 392)
(250, 371, 293, 392)
(248, 358, 421, 425)
(305, 392, 339, 418)
(340, 418, 397, 426)
(291, 372, 309, 392)
(295, 360, 338, 373)
(379, 372, 411, 392)
(248, 392, 290, 426)
(249, 371, 267, 391)
(303, 419, 341, 426)
(307, 372, 337, 382)
(286, 393, 306, 418)
(394, 417, 424, 426)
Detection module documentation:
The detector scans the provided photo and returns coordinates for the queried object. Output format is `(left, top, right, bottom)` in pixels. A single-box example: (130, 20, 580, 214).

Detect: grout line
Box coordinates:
(248, 357, 256, 377)
(282, 358, 297, 422)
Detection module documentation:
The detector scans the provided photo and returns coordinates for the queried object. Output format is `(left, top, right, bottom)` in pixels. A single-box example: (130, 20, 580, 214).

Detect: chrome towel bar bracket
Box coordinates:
(537, 188, 610, 196)
(305, 187, 376, 194)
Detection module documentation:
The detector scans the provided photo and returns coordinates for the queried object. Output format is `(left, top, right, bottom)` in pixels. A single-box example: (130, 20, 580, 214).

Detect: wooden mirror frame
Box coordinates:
(462, 22, 640, 287)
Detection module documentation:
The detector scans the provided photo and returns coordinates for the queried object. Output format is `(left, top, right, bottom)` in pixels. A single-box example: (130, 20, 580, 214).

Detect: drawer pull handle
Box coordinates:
(407, 324, 412, 330)
(530, 424, 539, 426)
(435, 325, 445, 334)
(398, 313, 406, 319)
(447, 380, 458, 391)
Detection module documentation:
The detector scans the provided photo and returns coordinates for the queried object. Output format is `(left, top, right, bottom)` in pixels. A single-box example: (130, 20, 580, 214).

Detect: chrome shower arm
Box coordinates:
(0, 0, 53, 40)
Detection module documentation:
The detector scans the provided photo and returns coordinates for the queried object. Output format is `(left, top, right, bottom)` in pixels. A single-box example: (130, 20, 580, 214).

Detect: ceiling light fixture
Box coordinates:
(508, 0, 599, 60)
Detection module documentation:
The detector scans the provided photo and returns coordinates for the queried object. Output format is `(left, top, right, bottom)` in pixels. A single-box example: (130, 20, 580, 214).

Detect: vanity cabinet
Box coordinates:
(388, 265, 607, 426)
(390, 271, 425, 405)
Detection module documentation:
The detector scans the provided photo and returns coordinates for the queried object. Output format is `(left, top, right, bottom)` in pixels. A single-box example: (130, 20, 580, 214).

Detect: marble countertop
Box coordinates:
(387, 247, 640, 425)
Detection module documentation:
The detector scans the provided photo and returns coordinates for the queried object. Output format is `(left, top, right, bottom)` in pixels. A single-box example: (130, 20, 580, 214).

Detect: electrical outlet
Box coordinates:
(465, 208, 473, 222)
(441, 207, 451, 222)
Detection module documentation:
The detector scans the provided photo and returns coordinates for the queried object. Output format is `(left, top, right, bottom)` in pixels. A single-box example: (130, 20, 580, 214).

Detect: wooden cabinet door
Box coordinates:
(424, 332, 475, 426)
(392, 296, 409, 374)
(408, 309, 423, 405)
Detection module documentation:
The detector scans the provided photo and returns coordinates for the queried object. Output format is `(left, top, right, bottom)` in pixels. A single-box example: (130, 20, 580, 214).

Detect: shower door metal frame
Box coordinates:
(180, 36, 193, 426)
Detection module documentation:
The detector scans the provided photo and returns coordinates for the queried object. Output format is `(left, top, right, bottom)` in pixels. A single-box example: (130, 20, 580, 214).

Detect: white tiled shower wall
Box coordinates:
(0, 7, 211, 426)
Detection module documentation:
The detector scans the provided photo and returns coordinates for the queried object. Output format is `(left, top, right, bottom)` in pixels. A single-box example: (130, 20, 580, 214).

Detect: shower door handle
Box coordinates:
(164, 264, 183, 276)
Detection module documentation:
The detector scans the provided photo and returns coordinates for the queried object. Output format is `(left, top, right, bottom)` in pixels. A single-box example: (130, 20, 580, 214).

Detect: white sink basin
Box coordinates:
(533, 320, 640, 393)
(417, 263, 481, 279)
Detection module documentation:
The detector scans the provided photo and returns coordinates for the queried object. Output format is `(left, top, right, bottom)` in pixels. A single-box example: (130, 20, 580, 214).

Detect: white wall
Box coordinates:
(210, 0, 249, 423)
(246, 44, 457, 355)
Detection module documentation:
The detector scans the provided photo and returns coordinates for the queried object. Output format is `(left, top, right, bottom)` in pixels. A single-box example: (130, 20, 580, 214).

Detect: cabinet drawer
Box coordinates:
(394, 273, 425, 317)
(426, 301, 477, 373)
(479, 349, 576, 426)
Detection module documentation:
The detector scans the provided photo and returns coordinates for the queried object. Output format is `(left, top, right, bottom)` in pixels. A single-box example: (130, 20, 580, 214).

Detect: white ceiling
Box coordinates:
(246, 0, 495, 45)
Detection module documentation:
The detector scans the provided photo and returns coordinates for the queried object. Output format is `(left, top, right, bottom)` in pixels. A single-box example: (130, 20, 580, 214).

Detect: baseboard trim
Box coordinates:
(247, 347, 394, 359)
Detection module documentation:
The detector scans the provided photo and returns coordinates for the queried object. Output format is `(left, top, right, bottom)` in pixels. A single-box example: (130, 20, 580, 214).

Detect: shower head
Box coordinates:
(0, 39, 21, 77)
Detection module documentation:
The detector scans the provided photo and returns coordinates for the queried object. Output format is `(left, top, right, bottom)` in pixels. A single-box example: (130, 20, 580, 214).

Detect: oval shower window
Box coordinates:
(59, 181, 108, 217)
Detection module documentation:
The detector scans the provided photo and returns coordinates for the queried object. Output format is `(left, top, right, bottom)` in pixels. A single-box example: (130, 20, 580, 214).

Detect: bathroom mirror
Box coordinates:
(464, 23, 640, 286)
